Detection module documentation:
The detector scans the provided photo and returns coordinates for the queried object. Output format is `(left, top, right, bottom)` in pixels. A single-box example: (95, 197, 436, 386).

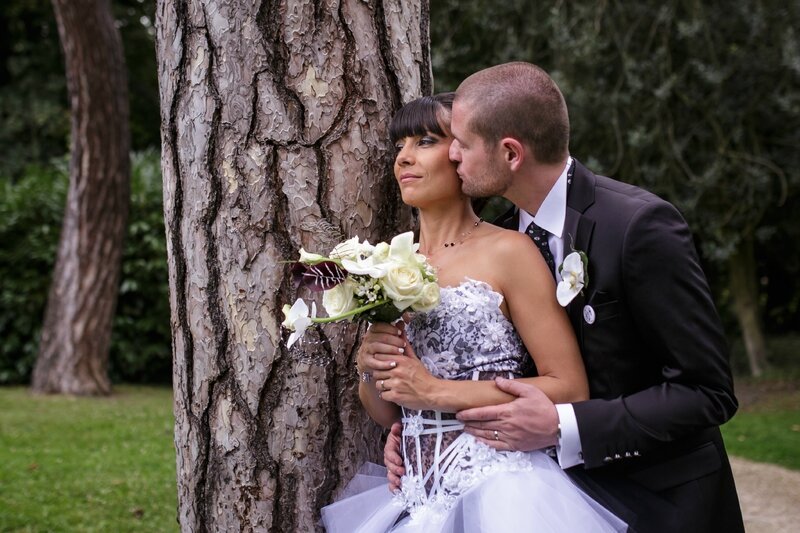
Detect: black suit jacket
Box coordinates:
(499, 160, 743, 533)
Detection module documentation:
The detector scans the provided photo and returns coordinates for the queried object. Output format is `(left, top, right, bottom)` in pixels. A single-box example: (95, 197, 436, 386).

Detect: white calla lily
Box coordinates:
(556, 252, 586, 306)
(388, 231, 418, 262)
(298, 248, 326, 264)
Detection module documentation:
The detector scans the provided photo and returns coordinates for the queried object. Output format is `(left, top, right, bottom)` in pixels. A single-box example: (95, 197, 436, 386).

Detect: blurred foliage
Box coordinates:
(0, 0, 159, 179)
(0, 151, 170, 385)
(0, 160, 67, 384)
(431, 0, 800, 335)
(1, 0, 797, 384)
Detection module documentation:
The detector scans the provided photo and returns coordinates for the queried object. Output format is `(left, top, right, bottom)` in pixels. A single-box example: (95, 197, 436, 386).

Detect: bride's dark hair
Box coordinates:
(389, 92, 455, 143)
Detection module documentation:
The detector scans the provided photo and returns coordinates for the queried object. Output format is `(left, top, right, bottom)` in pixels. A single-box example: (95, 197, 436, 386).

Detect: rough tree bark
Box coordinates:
(31, 0, 130, 395)
(729, 234, 769, 377)
(155, 1, 430, 530)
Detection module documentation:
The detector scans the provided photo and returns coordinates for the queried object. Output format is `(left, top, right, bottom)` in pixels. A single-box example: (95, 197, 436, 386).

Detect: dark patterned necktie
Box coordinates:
(526, 160, 575, 278)
(526, 221, 556, 278)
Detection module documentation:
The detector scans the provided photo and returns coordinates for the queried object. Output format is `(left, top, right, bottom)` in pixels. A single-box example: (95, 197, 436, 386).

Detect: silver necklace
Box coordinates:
(421, 218, 483, 254)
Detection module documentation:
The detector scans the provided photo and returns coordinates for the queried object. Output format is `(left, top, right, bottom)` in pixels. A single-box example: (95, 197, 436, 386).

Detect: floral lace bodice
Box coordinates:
(405, 278, 533, 380)
(396, 279, 535, 524)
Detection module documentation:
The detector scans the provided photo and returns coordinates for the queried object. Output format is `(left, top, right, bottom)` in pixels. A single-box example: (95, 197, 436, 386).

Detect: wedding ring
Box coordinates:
(379, 380, 386, 391)
(493, 430, 499, 441)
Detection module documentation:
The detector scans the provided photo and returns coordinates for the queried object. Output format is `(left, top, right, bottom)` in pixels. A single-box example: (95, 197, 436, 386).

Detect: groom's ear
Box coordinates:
(499, 137, 525, 171)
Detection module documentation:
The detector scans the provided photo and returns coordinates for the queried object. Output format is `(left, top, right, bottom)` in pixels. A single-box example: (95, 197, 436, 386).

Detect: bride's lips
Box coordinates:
(399, 173, 421, 183)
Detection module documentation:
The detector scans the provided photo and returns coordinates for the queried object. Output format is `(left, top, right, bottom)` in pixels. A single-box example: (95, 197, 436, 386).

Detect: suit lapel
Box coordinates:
(564, 161, 597, 333)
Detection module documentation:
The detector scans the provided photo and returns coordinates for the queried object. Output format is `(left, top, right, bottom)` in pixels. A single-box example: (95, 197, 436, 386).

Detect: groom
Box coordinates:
(372, 62, 744, 532)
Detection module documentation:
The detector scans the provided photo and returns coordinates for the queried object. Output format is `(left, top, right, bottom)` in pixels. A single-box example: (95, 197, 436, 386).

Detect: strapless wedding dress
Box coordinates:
(321, 279, 626, 532)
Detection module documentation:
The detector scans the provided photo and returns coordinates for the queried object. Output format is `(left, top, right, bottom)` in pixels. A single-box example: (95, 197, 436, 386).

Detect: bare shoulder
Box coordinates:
(478, 224, 538, 258)
(474, 223, 552, 296)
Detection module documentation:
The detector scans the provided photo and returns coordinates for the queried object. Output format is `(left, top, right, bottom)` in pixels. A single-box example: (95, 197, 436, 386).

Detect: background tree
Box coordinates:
(31, 0, 130, 395)
(155, 0, 430, 529)
(0, 0, 168, 387)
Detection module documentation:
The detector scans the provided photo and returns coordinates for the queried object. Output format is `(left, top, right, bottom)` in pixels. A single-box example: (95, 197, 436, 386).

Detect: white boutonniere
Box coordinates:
(557, 250, 589, 306)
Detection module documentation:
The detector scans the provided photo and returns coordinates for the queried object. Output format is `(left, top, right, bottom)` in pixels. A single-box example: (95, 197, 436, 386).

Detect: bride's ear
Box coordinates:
(500, 138, 525, 171)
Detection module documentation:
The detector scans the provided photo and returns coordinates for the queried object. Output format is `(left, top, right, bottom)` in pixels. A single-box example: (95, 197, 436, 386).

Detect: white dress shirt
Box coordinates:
(517, 156, 584, 468)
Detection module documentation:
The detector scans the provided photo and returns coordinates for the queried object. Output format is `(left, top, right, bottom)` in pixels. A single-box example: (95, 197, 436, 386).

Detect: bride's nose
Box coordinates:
(396, 145, 414, 166)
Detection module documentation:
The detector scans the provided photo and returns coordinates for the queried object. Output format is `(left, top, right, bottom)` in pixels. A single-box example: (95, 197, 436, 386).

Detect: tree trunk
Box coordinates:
(31, 0, 130, 395)
(155, 1, 430, 530)
(729, 234, 769, 377)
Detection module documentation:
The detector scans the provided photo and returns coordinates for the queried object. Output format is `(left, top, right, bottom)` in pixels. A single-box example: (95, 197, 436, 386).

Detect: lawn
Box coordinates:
(721, 377, 800, 470)
(0, 372, 797, 532)
(721, 334, 800, 470)
(0, 386, 178, 533)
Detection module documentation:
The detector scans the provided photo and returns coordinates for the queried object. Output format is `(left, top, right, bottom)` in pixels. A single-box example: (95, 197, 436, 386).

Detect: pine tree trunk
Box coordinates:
(729, 234, 769, 377)
(155, 1, 430, 530)
(31, 0, 130, 395)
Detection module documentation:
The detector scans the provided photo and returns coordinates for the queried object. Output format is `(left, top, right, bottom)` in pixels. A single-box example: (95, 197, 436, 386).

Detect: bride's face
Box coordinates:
(393, 129, 463, 208)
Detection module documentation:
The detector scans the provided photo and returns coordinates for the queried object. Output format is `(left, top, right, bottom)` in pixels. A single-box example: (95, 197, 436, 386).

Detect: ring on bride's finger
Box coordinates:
(378, 380, 385, 391)
(493, 430, 499, 441)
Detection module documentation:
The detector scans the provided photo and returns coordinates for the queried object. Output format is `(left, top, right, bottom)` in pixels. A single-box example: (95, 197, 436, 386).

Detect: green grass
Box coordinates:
(720, 333, 800, 470)
(0, 369, 797, 533)
(721, 377, 800, 470)
(0, 386, 178, 532)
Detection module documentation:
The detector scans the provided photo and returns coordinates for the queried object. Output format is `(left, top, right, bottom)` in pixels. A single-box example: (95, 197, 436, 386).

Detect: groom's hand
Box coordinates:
(456, 378, 560, 452)
(384, 421, 405, 492)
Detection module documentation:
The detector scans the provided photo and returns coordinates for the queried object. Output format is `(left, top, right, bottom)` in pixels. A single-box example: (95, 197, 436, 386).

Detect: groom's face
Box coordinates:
(449, 100, 509, 197)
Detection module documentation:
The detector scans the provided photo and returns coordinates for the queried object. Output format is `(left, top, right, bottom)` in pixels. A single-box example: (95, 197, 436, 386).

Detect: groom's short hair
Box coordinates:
(456, 62, 569, 165)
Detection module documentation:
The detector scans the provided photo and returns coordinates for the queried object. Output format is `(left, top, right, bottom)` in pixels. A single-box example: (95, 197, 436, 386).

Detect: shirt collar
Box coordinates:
(519, 156, 572, 238)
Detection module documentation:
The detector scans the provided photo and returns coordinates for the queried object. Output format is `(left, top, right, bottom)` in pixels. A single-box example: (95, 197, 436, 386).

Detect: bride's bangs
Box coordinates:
(390, 95, 451, 143)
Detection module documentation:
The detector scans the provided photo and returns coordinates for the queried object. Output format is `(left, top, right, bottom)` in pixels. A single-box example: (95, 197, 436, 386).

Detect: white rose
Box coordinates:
(382, 262, 424, 310)
(411, 281, 440, 312)
(322, 280, 359, 317)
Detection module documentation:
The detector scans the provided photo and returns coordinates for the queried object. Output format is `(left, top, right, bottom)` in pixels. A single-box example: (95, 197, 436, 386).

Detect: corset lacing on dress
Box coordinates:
(396, 279, 534, 523)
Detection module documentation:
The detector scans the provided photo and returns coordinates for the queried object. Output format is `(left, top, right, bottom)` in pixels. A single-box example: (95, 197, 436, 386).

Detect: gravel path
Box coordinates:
(731, 456, 800, 532)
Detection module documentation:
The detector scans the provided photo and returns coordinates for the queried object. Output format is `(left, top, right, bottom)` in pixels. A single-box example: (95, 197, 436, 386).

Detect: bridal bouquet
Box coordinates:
(282, 231, 439, 347)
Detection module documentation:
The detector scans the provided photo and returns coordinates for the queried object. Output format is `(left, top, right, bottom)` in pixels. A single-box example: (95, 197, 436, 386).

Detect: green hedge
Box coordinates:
(0, 150, 171, 385)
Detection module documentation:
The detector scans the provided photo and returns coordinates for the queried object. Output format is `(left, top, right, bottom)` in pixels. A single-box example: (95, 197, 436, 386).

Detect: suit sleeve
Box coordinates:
(572, 200, 738, 469)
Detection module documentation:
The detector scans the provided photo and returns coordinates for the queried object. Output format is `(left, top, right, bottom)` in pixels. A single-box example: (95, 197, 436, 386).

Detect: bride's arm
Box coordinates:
(372, 232, 588, 412)
(356, 327, 403, 427)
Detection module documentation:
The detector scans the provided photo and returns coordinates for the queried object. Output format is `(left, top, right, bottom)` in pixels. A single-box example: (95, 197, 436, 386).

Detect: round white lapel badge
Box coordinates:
(583, 305, 596, 325)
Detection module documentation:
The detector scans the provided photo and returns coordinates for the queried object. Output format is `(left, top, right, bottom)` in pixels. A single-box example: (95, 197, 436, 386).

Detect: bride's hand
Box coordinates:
(357, 322, 406, 380)
(372, 332, 439, 410)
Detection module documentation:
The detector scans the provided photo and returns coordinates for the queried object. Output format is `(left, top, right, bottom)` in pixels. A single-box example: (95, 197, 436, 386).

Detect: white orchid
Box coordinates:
(329, 236, 363, 260)
(557, 251, 587, 306)
(340, 255, 389, 277)
(282, 299, 317, 348)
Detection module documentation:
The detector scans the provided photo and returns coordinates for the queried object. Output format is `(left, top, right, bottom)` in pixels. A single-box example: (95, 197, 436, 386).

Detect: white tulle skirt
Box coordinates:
(321, 453, 627, 532)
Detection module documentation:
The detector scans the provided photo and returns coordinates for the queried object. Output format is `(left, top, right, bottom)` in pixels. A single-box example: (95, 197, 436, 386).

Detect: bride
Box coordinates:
(321, 93, 625, 532)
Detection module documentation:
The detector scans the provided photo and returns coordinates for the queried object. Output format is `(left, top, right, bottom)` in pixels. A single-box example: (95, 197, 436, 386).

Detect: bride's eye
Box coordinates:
(419, 135, 438, 146)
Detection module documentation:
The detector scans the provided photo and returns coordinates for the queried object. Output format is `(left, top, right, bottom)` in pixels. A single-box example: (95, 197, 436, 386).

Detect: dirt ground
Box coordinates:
(732, 455, 800, 532)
